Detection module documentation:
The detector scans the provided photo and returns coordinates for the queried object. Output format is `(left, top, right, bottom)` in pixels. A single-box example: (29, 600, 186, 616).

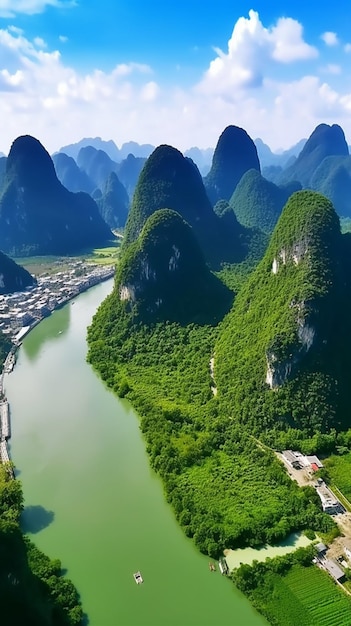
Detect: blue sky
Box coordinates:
(0, 0, 351, 154)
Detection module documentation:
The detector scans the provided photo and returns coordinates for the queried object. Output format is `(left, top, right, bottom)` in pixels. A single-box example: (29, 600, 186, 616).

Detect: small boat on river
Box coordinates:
(133, 571, 143, 584)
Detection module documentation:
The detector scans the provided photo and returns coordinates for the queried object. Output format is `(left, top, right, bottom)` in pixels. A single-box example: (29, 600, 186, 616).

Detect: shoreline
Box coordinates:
(0, 270, 114, 473)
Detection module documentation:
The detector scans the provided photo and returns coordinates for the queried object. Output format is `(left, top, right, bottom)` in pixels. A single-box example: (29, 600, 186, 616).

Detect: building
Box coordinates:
(306, 455, 324, 469)
(282, 450, 302, 469)
(316, 481, 342, 514)
(323, 559, 346, 583)
(315, 542, 327, 557)
(342, 539, 351, 562)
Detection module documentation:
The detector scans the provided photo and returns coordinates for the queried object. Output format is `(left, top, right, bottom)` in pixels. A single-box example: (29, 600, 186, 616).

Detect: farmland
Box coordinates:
(267, 565, 351, 625)
(323, 453, 351, 502)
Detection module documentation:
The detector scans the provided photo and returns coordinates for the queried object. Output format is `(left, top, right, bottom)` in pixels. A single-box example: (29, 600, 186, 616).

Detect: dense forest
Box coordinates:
(0, 463, 83, 625)
(87, 190, 348, 558)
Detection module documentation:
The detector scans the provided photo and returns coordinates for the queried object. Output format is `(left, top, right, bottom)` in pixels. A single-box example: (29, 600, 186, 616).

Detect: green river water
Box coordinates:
(5, 279, 266, 626)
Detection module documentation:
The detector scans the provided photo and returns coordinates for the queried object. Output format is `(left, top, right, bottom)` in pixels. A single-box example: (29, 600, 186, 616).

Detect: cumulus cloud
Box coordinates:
(321, 31, 339, 46)
(0, 0, 75, 18)
(321, 63, 341, 75)
(197, 10, 317, 96)
(0, 15, 351, 156)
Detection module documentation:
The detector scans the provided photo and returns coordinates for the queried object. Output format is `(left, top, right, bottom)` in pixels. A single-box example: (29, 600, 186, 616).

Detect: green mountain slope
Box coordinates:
(310, 155, 351, 218)
(95, 172, 129, 229)
(204, 125, 260, 204)
(117, 208, 232, 324)
(216, 190, 345, 436)
(229, 169, 301, 233)
(278, 123, 349, 187)
(123, 144, 245, 268)
(0, 135, 112, 256)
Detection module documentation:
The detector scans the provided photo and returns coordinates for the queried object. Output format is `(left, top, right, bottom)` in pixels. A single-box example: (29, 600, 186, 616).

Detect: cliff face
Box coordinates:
(117, 208, 233, 324)
(204, 125, 260, 204)
(0, 135, 112, 256)
(216, 190, 344, 433)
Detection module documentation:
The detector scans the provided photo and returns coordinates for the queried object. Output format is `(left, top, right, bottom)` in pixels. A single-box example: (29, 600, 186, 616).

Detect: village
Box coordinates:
(0, 261, 115, 343)
(279, 448, 351, 590)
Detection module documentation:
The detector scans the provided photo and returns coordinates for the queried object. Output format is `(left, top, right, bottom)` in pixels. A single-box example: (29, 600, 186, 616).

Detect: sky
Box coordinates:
(1, 0, 351, 155)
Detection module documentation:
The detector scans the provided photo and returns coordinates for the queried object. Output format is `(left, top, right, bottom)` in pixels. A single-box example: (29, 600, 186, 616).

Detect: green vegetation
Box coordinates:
(117, 208, 233, 324)
(87, 187, 351, 623)
(323, 452, 351, 503)
(278, 123, 349, 188)
(310, 155, 351, 218)
(0, 464, 83, 625)
(0, 135, 112, 256)
(216, 191, 345, 440)
(229, 169, 300, 234)
(204, 125, 260, 204)
(87, 198, 338, 557)
(233, 549, 351, 626)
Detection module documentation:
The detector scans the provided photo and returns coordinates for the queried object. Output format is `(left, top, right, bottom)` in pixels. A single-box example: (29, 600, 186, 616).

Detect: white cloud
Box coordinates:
(0, 15, 351, 156)
(0, 0, 75, 18)
(321, 63, 342, 75)
(197, 10, 317, 96)
(33, 36, 47, 48)
(59, 35, 68, 43)
(344, 43, 351, 53)
(321, 31, 339, 46)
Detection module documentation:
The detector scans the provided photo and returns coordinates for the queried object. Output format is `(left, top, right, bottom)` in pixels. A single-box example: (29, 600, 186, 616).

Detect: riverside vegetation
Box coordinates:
(0, 463, 83, 625)
(87, 186, 351, 624)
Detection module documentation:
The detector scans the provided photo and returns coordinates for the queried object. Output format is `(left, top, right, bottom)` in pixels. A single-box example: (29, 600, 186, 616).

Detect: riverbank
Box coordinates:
(5, 279, 265, 626)
(0, 264, 115, 471)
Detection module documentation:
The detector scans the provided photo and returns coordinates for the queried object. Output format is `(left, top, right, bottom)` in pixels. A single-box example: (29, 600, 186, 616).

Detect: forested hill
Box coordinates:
(0, 251, 36, 294)
(115, 208, 233, 324)
(0, 135, 113, 256)
(216, 190, 350, 440)
(123, 144, 245, 268)
(204, 125, 260, 204)
(229, 169, 301, 234)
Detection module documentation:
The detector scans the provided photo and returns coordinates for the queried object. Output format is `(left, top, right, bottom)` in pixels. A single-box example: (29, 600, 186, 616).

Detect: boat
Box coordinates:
(133, 571, 143, 584)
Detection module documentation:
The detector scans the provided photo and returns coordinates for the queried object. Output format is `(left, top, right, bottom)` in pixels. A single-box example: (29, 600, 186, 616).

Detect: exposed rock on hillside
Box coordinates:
(117, 209, 233, 323)
(216, 190, 344, 432)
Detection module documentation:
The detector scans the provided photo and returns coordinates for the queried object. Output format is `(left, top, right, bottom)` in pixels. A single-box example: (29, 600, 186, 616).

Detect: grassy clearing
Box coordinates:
(12, 241, 121, 275)
(264, 564, 351, 625)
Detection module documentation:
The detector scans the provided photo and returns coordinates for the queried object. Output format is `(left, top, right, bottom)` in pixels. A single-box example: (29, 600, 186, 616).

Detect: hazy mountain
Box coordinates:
(119, 141, 155, 160)
(57, 137, 120, 161)
(204, 125, 260, 204)
(0, 135, 112, 256)
(278, 124, 349, 187)
(77, 146, 119, 190)
(95, 172, 129, 229)
(116, 154, 146, 200)
(255, 138, 306, 169)
(52, 152, 95, 194)
(310, 155, 351, 218)
(184, 147, 214, 176)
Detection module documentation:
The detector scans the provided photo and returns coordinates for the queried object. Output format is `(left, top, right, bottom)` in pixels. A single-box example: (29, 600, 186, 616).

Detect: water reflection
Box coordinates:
(21, 504, 55, 534)
(22, 305, 71, 360)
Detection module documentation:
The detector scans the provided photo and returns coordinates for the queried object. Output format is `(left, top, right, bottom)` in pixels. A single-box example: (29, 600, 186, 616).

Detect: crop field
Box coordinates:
(266, 565, 351, 625)
(324, 453, 351, 502)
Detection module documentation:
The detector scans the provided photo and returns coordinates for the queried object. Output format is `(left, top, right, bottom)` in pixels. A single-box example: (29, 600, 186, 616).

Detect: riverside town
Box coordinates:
(0, 262, 115, 344)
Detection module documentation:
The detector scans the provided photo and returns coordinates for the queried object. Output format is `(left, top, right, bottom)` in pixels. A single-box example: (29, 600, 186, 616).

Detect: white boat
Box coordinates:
(133, 571, 143, 584)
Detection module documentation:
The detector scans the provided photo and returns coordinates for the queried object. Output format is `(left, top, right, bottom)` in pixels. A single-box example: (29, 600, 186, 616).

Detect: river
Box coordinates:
(5, 279, 266, 626)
